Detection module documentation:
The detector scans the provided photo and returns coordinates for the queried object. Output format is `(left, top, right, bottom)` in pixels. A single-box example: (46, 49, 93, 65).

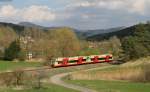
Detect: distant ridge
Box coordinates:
(19, 22, 44, 28)
(87, 23, 150, 41)
(82, 27, 125, 37)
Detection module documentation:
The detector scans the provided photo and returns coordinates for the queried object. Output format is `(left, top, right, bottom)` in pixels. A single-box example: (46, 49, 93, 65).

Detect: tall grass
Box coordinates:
(70, 64, 150, 82)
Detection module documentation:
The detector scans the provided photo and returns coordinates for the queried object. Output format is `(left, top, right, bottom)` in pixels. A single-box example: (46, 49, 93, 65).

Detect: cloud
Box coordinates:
(52, 0, 150, 30)
(0, 5, 17, 17)
(21, 5, 56, 22)
(67, 0, 150, 15)
(0, 0, 150, 30)
(130, 0, 146, 14)
(0, 5, 56, 22)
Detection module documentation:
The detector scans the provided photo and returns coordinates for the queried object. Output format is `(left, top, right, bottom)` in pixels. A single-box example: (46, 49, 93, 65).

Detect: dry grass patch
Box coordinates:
(69, 61, 150, 82)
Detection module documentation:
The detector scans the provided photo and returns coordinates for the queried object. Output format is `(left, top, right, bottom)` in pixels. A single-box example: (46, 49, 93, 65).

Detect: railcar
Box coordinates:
(52, 54, 113, 67)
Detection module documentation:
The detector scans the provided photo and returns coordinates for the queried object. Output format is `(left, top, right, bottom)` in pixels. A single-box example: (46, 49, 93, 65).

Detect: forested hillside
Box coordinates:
(87, 23, 150, 60)
(86, 24, 149, 41)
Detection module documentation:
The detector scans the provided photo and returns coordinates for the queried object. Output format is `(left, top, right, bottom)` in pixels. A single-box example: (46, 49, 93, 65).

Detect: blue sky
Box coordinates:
(0, 0, 150, 30)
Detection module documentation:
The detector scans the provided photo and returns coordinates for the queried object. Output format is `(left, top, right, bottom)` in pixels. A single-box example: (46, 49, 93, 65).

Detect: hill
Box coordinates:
(82, 27, 125, 37)
(18, 22, 44, 29)
(86, 26, 135, 41)
(86, 24, 150, 41)
(0, 22, 25, 34)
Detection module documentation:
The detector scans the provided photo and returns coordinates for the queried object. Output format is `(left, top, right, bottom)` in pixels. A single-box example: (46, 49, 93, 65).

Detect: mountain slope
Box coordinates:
(18, 22, 44, 28)
(86, 24, 139, 41)
(0, 22, 25, 33)
(83, 27, 125, 37)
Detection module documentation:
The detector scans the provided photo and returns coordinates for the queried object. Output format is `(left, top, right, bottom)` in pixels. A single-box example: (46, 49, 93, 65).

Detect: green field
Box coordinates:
(0, 61, 41, 72)
(0, 83, 78, 92)
(67, 80, 150, 92)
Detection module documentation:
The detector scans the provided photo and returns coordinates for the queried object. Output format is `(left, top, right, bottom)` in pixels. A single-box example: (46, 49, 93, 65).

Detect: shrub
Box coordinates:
(12, 69, 24, 86)
(0, 72, 14, 86)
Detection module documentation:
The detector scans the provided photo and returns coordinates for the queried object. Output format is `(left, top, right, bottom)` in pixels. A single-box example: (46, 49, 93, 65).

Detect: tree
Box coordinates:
(109, 36, 122, 59)
(122, 36, 135, 60)
(122, 36, 149, 61)
(134, 23, 150, 55)
(0, 26, 17, 58)
(47, 28, 81, 57)
(4, 40, 21, 61)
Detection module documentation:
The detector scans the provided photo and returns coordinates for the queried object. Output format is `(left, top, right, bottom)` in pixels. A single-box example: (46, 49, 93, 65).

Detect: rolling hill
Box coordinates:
(81, 27, 125, 37)
(86, 24, 148, 41)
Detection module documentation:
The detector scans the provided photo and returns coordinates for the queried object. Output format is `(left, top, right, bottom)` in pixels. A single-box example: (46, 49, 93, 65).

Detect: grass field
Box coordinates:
(0, 61, 42, 72)
(0, 83, 78, 92)
(67, 80, 150, 92)
(65, 57, 150, 92)
(0, 62, 109, 92)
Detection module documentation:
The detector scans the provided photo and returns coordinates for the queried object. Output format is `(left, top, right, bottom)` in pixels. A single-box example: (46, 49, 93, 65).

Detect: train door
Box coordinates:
(77, 57, 83, 64)
(93, 56, 99, 63)
(62, 58, 68, 66)
(105, 55, 110, 62)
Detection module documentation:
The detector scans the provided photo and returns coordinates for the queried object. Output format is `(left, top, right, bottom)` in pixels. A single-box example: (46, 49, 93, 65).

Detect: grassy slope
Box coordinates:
(68, 80, 150, 92)
(66, 57, 150, 92)
(0, 61, 41, 71)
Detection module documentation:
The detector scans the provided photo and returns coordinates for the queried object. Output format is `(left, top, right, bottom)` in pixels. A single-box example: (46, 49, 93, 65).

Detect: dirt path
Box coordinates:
(50, 65, 113, 92)
(50, 72, 97, 92)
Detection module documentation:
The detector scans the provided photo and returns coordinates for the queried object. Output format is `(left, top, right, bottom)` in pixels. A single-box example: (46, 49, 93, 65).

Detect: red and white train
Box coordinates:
(52, 54, 113, 67)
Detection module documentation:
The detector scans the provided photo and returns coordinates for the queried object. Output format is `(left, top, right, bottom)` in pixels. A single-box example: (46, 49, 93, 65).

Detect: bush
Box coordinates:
(0, 72, 14, 86)
(24, 70, 48, 89)
(12, 69, 24, 86)
(0, 69, 24, 86)
(0, 69, 49, 88)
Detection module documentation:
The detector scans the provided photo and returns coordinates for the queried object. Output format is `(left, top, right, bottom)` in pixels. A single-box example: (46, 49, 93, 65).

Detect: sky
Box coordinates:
(0, 0, 150, 30)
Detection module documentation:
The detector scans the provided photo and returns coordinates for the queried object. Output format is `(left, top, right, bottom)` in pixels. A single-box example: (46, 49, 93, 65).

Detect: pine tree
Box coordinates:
(4, 40, 21, 61)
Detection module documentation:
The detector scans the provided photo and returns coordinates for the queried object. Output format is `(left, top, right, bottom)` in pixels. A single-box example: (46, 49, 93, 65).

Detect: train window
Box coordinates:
(69, 60, 78, 63)
(83, 59, 87, 61)
(109, 57, 112, 59)
(85, 57, 91, 62)
(98, 57, 112, 60)
(58, 61, 62, 64)
(98, 58, 105, 60)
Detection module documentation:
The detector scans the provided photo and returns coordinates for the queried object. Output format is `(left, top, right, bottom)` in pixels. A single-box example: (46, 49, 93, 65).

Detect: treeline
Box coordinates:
(0, 24, 122, 61)
(0, 27, 82, 61)
(121, 23, 150, 60)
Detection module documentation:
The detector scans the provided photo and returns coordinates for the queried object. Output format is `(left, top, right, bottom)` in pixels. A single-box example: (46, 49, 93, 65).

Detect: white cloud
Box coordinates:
(0, 5, 56, 22)
(0, 5, 18, 17)
(130, 0, 146, 15)
(21, 5, 56, 22)
(68, 0, 150, 15)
